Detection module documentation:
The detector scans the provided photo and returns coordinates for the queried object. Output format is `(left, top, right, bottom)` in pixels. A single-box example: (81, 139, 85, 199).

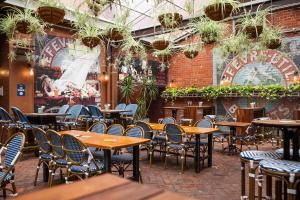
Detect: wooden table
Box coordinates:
(25, 113, 70, 130)
(46, 130, 149, 182)
(252, 120, 300, 161)
(16, 174, 193, 200)
(214, 121, 251, 154)
(147, 123, 219, 173)
(163, 106, 185, 119)
(236, 107, 265, 123)
(100, 109, 129, 122)
(184, 106, 215, 124)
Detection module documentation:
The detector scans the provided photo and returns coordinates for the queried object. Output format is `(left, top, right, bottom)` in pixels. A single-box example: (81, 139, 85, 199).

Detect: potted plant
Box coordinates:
(204, 0, 239, 21)
(182, 43, 202, 59)
(158, 12, 183, 29)
(37, 0, 65, 24)
(259, 26, 282, 49)
(120, 75, 135, 104)
(190, 17, 226, 44)
(86, 0, 115, 16)
(152, 46, 173, 62)
(237, 6, 269, 39)
(105, 9, 130, 41)
(219, 33, 250, 57)
(78, 23, 103, 48)
(152, 35, 171, 50)
(121, 35, 146, 60)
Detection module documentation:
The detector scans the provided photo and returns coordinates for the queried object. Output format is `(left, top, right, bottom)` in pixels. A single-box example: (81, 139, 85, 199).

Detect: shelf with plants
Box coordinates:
(162, 84, 300, 100)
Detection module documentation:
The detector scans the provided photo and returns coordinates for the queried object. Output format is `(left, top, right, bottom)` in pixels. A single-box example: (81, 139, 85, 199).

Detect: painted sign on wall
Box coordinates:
(34, 35, 101, 112)
(213, 37, 300, 119)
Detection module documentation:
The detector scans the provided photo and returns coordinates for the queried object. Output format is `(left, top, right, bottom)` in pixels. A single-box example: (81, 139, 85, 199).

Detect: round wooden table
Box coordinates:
(253, 119, 300, 161)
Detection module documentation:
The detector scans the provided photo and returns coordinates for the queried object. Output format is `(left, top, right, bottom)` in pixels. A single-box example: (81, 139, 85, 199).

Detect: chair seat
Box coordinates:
(154, 135, 166, 141)
(185, 140, 208, 147)
(69, 161, 104, 173)
(55, 158, 68, 166)
(259, 159, 300, 173)
(0, 171, 13, 182)
(112, 154, 133, 164)
(40, 154, 52, 161)
(90, 149, 104, 159)
(168, 143, 189, 150)
(275, 148, 300, 157)
(240, 151, 281, 161)
(2, 123, 18, 128)
(213, 131, 230, 137)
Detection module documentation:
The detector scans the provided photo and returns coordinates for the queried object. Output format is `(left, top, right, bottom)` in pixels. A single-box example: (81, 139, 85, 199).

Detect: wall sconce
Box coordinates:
(220, 76, 230, 86)
(293, 71, 300, 84)
(27, 64, 34, 76)
(100, 71, 109, 82)
(169, 80, 175, 88)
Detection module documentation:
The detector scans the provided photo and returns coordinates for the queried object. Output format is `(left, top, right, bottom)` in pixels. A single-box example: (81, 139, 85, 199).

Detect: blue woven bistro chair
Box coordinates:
(211, 115, 230, 151)
(59, 105, 84, 130)
(0, 133, 25, 197)
(33, 128, 52, 186)
(61, 134, 104, 182)
(122, 104, 138, 123)
(164, 124, 191, 173)
(87, 105, 104, 121)
(106, 124, 124, 136)
(55, 105, 69, 124)
(0, 107, 18, 146)
(111, 126, 144, 182)
(47, 130, 68, 187)
(87, 122, 107, 160)
(159, 117, 176, 124)
(115, 103, 126, 110)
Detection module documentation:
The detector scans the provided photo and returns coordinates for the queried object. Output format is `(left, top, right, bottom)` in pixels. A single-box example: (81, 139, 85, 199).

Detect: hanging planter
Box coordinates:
(244, 25, 263, 39)
(184, 50, 199, 59)
(158, 13, 182, 29)
(204, 3, 233, 21)
(81, 37, 101, 48)
(259, 26, 282, 49)
(266, 39, 281, 49)
(152, 46, 172, 62)
(16, 20, 30, 34)
(182, 44, 201, 59)
(107, 28, 123, 41)
(152, 40, 169, 50)
(38, 6, 65, 24)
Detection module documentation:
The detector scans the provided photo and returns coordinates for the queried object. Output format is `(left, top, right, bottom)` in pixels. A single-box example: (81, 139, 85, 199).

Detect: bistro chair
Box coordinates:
(115, 103, 126, 110)
(87, 105, 104, 121)
(60, 105, 83, 130)
(106, 124, 124, 136)
(0, 107, 18, 146)
(47, 130, 68, 187)
(0, 133, 25, 197)
(61, 134, 104, 183)
(33, 128, 52, 186)
(240, 150, 281, 200)
(258, 159, 300, 200)
(236, 123, 259, 151)
(55, 105, 69, 124)
(164, 124, 191, 173)
(111, 126, 144, 183)
(211, 115, 230, 151)
(121, 104, 138, 123)
(158, 117, 176, 124)
(88, 122, 107, 160)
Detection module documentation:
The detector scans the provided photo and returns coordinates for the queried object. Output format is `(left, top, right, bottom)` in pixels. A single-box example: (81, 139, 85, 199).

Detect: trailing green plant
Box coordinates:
(190, 17, 226, 44)
(78, 23, 104, 39)
(38, 0, 65, 9)
(120, 75, 135, 104)
(158, 12, 182, 29)
(219, 33, 250, 58)
(72, 10, 89, 29)
(0, 13, 16, 39)
(136, 77, 158, 119)
(204, 0, 239, 21)
(162, 84, 300, 100)
(184, 0, 194, 15)
(259, 26, 282, 49)
(182, 43, 202, 59)
(152, 45, 173, 61)
(121, 35, 146, 60)
(205, 0, 239, 9)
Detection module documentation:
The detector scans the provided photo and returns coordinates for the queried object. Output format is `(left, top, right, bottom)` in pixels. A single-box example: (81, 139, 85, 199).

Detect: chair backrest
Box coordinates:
(123, 104, 138, 117)
(11, 107, 30, 124)
(33, 128, 51, 154)
(106, 124, 124, 136)
(124, 126, 144, 152)
(65, 105, 83, 120)
(88, 122, 107, 134)
(160, 117, 176, 124)
(0, 107, 14, 122)
(194, 119, 213, 128)
(164, 124, 184, 143)
(136, 121, 153, 139)
(115, 103, 126, 110)
(58, 105, 69, 114)
(87, 105, 104, 118)
(47, 130, 65, 158)
(61, 134, 86, 164)
(81, 106, 91, 116)
(2, 133, 25, 168)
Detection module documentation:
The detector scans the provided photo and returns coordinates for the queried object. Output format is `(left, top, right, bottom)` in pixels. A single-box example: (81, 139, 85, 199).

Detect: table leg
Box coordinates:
(43, 162, 49, 182)
(208, 133, 212, 167)
(104, 149, 112, 172)
(171, 109, 177, 120)
(292, 129, 299, 161)
(194, 134, 200, 173)
(282, 128, 290, 160)
(132, 145, 140, 182)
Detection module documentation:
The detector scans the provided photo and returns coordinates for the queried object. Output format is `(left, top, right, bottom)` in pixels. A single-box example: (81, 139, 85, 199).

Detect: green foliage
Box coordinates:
(259, 26, 282, 49)
(206, 0, 239, 9)
(103, 8, 130, 38)
(72, 10, 89, 29)
(219, 33, 250, 57)
(182, 43, 202, 53)
(0, 13, 16, 39)
(190, 17, 226, 44)
(120, 75, 135, 104)
(238, 5, 269, 29)
(152, 46, 173, 58)
(38, 0, 65, 9)
(162, 84, 300, 100)
(78, 23, 104, 38)
(121, 35, 146, 60)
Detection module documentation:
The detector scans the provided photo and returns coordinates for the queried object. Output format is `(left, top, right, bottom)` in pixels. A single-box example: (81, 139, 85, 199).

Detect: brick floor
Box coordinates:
(2, 144, 275, 200)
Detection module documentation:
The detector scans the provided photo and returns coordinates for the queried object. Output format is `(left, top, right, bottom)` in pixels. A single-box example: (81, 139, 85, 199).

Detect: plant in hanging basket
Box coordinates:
(37, 0, 65, 24)
(190, 17, 226, 44)
(121, 35, 146, 61)
(152, 46, 173, 62)
(219, 33, 250, 58)
(152, 38, 170, 50)
(86, 0, 114, 16)
(182, 43, 202, 59)
(78, 23, 104, 48)
(259, 26, 282, 49)
(158, 12, 183, 29)
(204, 0, 239, 21)
(107, 27, 124, 41)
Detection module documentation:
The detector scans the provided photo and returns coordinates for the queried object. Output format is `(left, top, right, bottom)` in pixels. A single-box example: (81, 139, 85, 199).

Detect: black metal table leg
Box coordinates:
(43, 162, 49, 182)
(194, 134, 200, 173)
(208, 133, 212, 167)
(132, 145, 140, 181)
(104, 149, 112, 172)
(282, 128, 290, 160)
(292, 129, 299, 161)
(171, 109, 177, 119)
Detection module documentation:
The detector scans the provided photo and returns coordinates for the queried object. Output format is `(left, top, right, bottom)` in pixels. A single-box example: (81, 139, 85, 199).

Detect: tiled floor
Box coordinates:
(3, 144, 274, 200)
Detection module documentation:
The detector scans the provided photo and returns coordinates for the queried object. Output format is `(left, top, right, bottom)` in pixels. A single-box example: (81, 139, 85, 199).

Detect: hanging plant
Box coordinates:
(259, 26, 282, 49)
(219, 33, 250, 58)
(204, 0, 239, 21)
(152, 46, 173, 62)
(190, 17, 226, 44)
(37, 0, 65, 24)
(0, 8, 46, 37)
(158, 12, 183, 29)
(182, 43, 202, 59)
(121, 35, 146, 60)
(120, 75, 135, 104)
(86, 0, 114, 16)
(237, 6, 269, 39)
(79, 24, 103, 48)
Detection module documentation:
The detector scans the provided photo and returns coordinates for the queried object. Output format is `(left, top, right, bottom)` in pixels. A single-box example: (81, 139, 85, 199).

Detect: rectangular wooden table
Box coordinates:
(16, 174, 193, 200)
(25, 113, 70, 130)
(53, 130, 150, 181)
(147, 123, 219, 173)
(100, 109, 129, 122)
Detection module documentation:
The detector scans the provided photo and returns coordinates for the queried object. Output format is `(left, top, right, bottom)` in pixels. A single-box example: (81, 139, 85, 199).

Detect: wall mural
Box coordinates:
(213, 36, 300, 119)
(34, 35, 101, 112)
